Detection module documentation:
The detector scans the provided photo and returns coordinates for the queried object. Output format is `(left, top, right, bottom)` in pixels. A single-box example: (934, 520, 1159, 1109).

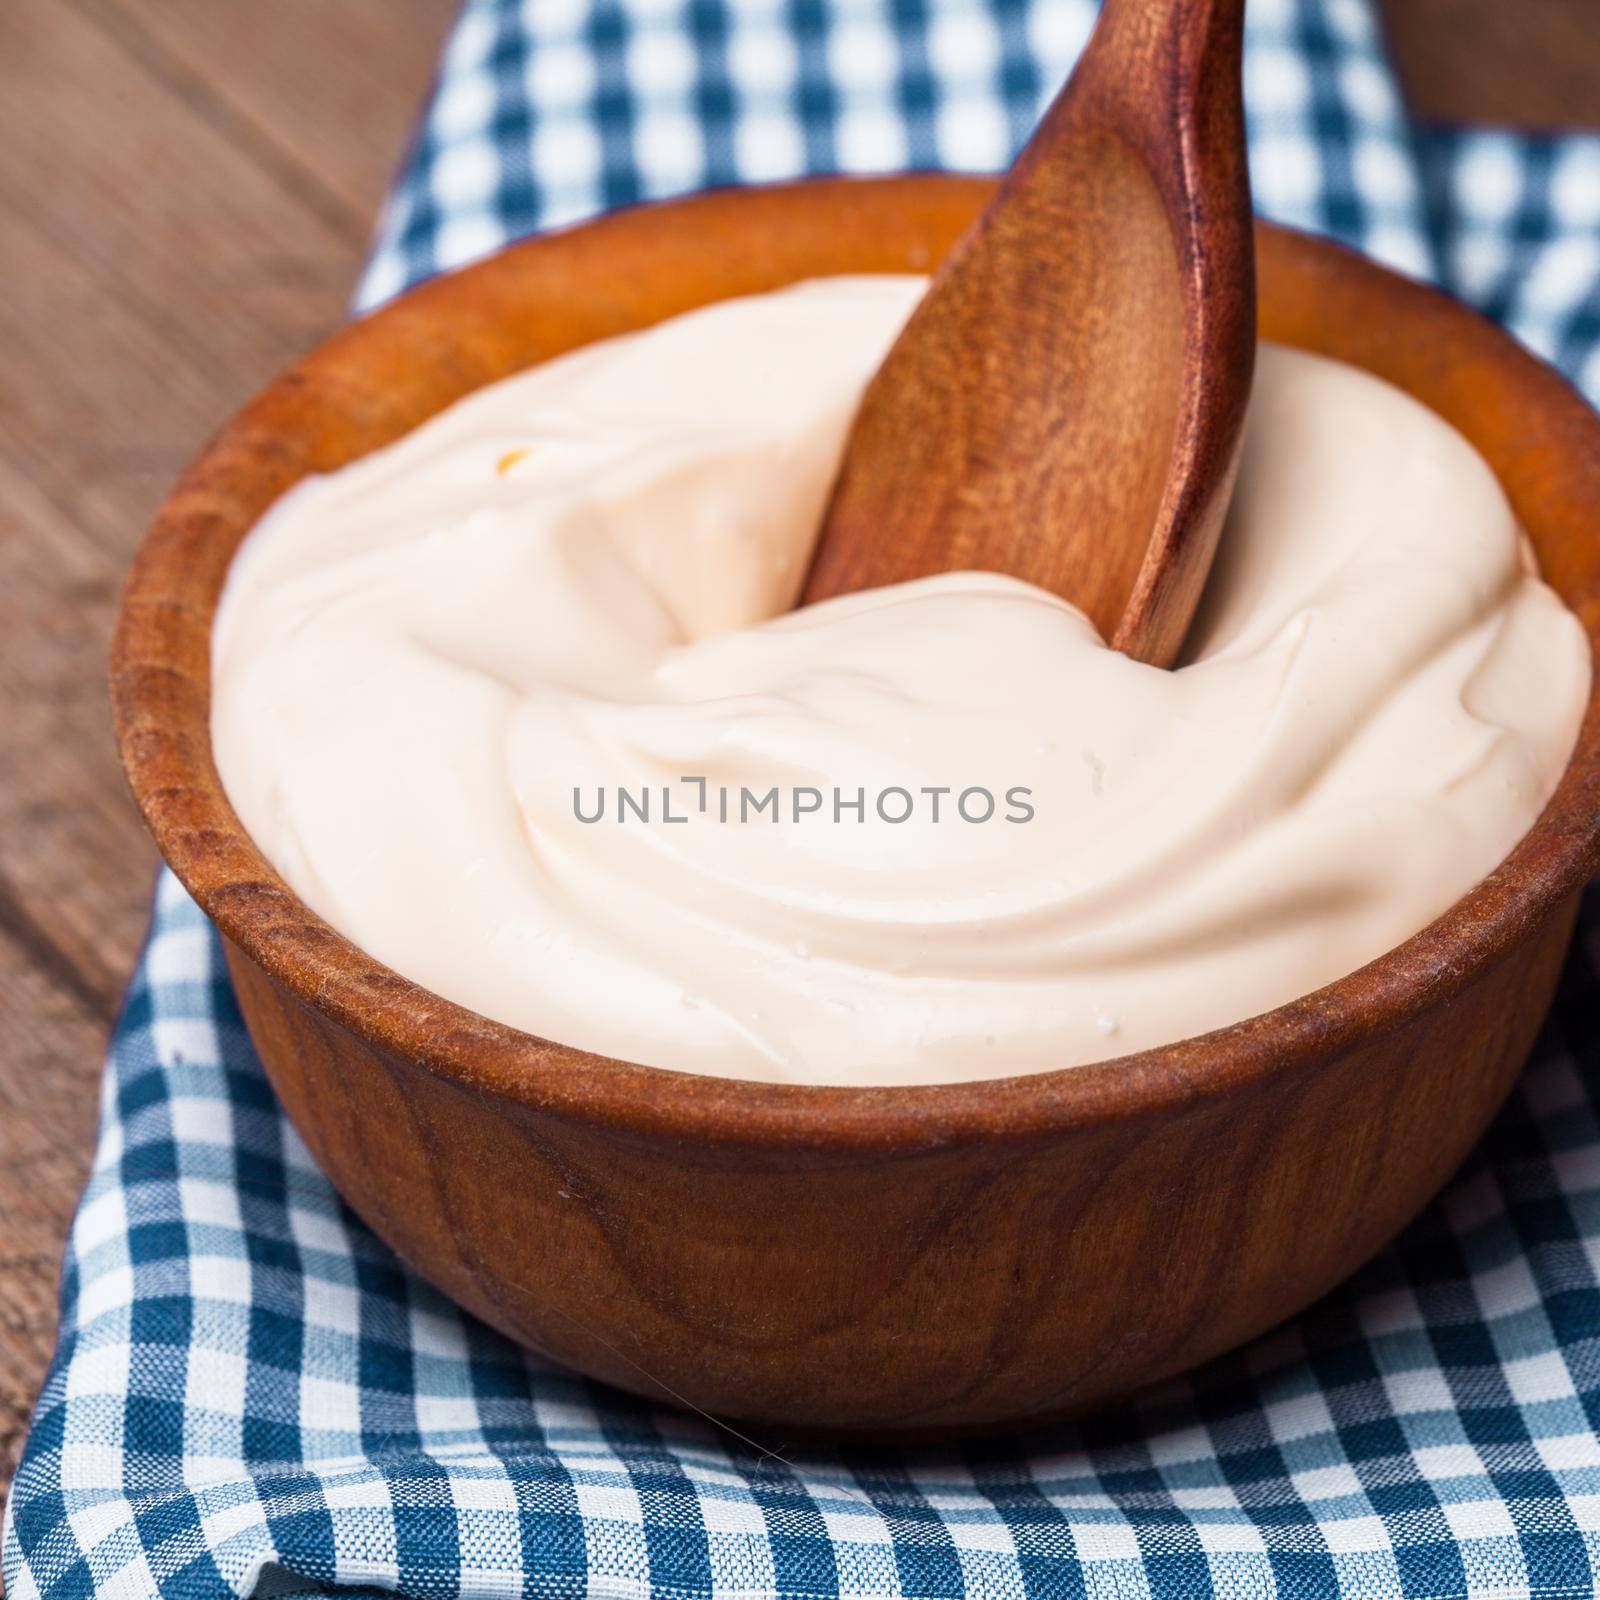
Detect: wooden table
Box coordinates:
(1, 0, 1597, 1520)
(0, 0, 457, 1501)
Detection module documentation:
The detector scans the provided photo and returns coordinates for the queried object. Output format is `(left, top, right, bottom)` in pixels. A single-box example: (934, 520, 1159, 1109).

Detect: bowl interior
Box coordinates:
(111, 177, 1600, 1148)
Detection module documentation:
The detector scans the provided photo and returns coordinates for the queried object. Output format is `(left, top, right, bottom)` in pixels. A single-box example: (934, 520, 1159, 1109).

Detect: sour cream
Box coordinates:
(212, 277, 1590, 1085)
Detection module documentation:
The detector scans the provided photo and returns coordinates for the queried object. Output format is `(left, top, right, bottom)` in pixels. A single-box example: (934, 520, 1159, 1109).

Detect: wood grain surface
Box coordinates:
(0, 0, 1597, 1512)
(0, 0, 455, 1510)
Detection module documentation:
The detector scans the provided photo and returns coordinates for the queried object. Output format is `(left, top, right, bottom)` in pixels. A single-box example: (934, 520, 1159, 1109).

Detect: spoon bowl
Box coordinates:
(804, 0, 1254, 666)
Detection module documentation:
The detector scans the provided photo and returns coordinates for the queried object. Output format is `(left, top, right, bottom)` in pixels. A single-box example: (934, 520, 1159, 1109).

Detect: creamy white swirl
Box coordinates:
(212, 277, 1590, 1085)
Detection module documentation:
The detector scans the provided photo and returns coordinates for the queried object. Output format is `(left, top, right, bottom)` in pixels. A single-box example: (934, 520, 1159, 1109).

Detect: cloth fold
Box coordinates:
(9, 0, 1600, 1595)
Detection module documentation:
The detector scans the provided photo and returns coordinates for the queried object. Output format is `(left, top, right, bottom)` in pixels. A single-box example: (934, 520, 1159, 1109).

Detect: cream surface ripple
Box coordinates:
(212, 277, 1590, 1085)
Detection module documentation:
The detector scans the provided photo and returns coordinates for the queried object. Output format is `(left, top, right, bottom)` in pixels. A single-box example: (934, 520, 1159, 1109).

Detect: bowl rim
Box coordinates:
(111, 174, 1600, 1152)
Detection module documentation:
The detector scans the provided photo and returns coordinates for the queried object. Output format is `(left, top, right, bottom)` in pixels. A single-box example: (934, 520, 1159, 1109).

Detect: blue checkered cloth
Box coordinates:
(8, 0, 1600, 1595)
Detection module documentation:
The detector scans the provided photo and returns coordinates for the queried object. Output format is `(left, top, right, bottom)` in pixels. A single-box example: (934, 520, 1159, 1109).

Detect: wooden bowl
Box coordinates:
(112, 177, 1600, 1439)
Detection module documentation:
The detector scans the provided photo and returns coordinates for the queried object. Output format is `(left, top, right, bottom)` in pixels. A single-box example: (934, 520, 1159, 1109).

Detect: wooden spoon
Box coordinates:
(802, 0, 1254, 668)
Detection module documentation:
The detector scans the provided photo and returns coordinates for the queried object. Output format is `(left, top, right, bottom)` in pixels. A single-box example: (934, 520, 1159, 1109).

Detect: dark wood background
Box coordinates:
(1, 0, 1597, 1518)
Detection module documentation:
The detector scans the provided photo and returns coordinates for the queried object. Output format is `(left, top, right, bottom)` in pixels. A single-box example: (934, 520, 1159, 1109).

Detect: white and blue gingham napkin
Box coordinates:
(9, 1, 1600, 1596)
